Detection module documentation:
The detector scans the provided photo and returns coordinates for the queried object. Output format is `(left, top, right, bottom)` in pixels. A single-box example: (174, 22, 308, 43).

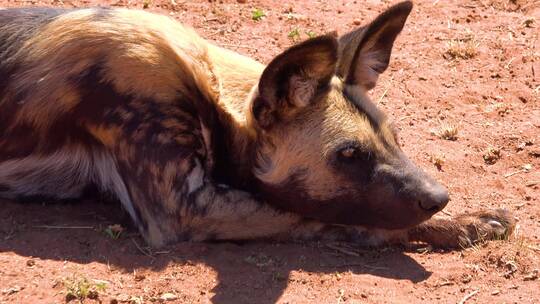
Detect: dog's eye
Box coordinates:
(337, 145, 372, 163)
(340, 147, 357, 159)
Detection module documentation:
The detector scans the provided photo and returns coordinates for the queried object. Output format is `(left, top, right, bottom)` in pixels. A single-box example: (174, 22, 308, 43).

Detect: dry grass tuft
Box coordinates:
(487, 102, 512, 116)
(444, 39, 479, 60)
(64, 276, 106, 302)
(437, 123, 459, 141)
(483, 146, 502, 164)
(429, 154, 445, 171)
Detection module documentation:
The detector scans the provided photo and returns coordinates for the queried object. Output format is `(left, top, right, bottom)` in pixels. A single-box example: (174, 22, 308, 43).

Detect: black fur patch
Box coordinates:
(0, 8, 71, 160)
(0, 183, 9, 192)
(342, 87, 385, 131)
(0, 8, 68, 63)
(254, 171, 366, 225)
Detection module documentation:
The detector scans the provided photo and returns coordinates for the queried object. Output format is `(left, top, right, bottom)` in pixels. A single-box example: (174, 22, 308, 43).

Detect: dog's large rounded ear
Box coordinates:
(252, 35, 338, 129)
(337, 1, 413, 90)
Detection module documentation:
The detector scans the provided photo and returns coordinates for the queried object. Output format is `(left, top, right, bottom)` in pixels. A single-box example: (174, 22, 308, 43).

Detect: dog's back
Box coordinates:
(0, 8, 67, 59)
(0, 8, 67, 123)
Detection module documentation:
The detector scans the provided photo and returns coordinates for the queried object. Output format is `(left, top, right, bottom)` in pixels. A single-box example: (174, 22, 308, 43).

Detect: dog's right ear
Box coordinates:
(337, 1, 413, 90)
(252, 35, 338, 129)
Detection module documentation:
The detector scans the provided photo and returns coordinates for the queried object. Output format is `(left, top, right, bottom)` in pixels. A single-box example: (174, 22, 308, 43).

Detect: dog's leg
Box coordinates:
(355, 209, 516, 249)
(109, 153, 371, 247)
(182, 181, 376, 244)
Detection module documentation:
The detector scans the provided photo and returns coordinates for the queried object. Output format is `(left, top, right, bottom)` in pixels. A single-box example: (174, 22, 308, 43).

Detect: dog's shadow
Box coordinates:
(0, 199, 431, 304)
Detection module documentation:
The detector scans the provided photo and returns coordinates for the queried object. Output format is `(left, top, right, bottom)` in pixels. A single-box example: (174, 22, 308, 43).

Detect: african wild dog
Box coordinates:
(0, 1, 514, 248)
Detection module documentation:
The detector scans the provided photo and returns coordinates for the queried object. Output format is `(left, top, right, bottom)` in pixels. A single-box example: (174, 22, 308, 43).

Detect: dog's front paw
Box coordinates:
(409, 208, 516, 249)
(454, 208, 516, 247)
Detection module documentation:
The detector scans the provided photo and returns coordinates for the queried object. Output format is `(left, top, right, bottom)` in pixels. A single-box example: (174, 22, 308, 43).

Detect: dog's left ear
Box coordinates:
(337, 1, 413, 90)
(252, 35, 338, 129)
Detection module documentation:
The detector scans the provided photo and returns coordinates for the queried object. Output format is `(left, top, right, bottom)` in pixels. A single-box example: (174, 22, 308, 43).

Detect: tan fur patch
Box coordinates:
(86, 124, 123, 148)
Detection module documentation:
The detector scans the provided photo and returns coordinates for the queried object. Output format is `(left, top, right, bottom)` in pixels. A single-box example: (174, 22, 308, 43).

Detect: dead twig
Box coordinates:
(504, 165, 532, 178)
(326, 243, 360, 257)
(527, 245, 540, 252)
(403, 81, 415, 98)
(219, 43, 259, 50)
(437, 280, 454, 287)
(377, 75, 394, 105)
(459, 4, 477, 9)
(525, 180, 539, 187)
(441, 209, 453, 216)
(131, 238, 154, 258)
(504, 170, 525, 178)
(505, 57, 515, 69)
(33, 225, 94, 229)
(320, 262, 389, 271)
(522, 1, 540, 11)
(458, 290, 479, 304)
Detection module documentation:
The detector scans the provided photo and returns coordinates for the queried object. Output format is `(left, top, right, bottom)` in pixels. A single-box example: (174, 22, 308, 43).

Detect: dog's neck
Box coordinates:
(205, 44, 265, 190)
(208, 99, 260, 192)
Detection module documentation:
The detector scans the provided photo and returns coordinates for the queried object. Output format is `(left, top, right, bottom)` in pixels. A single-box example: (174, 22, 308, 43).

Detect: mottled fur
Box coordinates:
(0, 2, 514, 248)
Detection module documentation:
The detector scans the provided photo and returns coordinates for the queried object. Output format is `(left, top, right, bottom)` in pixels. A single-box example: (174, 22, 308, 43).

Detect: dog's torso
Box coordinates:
(0, 8, 268, 245)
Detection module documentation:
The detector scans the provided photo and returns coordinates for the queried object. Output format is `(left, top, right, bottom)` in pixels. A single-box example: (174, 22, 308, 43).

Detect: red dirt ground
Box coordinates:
(1, 0, 539, 303)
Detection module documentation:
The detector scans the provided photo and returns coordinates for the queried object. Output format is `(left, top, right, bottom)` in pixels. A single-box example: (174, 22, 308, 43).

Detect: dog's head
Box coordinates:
(247, 1, 448, 229)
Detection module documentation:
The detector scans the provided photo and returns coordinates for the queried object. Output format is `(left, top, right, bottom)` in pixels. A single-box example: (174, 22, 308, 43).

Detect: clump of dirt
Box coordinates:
(470, 240, 540, 280)
(482, 0, 538, 13)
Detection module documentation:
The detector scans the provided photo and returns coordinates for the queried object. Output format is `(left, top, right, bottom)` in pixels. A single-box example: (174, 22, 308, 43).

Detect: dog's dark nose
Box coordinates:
(418, 183, 449, 212)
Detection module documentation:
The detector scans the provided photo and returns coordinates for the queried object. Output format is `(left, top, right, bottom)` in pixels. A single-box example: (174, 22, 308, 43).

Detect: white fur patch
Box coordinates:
(0, 147, 93, 199)
(186, 159, 205, 194)
(199, 118, 214, 171)
(91, 150, 139, 225)
(0, 147, 140, 226)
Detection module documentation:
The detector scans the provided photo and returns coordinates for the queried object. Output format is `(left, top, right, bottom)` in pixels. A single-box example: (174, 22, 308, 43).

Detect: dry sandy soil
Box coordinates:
(1, 0, 539, 303)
